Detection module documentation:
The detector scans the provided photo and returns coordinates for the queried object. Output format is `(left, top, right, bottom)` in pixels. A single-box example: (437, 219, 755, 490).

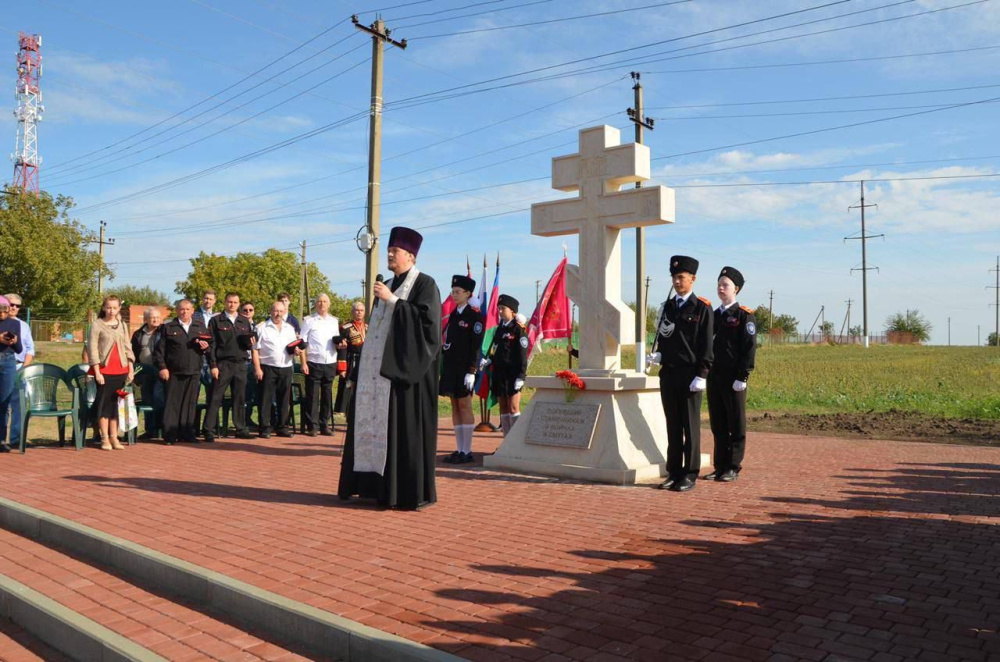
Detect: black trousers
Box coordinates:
(708, 371, 747, 472)
(659, 370, 703, 480)
(257, 364, 292, 433)
(163, 374, 200, 442)
(304, 361, 335, 432)
(204, 360, 247, 434)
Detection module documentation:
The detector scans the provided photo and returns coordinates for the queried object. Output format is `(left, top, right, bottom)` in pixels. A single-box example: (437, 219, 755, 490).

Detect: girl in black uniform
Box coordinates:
(441, 276, 482, 463)
(483, 295, 528, 436)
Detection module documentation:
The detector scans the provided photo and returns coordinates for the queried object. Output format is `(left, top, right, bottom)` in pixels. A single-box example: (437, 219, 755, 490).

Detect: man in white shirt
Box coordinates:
(4, 294, 33, 450)
(252, 300, 298, 439)
(300, 294, 340, 437)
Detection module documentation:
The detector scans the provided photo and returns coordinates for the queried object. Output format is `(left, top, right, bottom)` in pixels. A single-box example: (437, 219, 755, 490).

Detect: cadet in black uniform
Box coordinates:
(203, 292, 256, 442)
(483, 294, 527, 436)
(706, 267, 756, 482)
(441, 275, 484, 464)
(648, 256, 714, 492)
(154, 299, 210, 445)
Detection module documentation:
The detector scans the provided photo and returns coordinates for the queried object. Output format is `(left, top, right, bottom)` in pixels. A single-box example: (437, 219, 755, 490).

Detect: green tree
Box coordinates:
(105, 284, 171, 307)
(0, 187, 105, 320)
(753, 305, 772, 334)
(886, 310, 932, 343)
(819, 321, 835, 338)
(175, 249, 332, 317)
(772, 313, 798, 335)
(987, 332, 997, 347)
(849, 325, 862, 338)
(627, 301, 659, 337)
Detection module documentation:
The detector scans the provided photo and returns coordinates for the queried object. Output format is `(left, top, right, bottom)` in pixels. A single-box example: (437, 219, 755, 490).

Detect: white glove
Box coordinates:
(513, 379, 525, 392)
(479, 358, 491, 370)
(689, 376, 707, 392)
(646, 352, 661, 367)
(463, 373, 476, 392)
(732, 380, 747, 392)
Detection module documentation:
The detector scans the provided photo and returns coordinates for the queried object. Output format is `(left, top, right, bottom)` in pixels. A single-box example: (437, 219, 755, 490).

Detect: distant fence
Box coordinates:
(758, 333, 890, 347)
(29, 319, 86, 343)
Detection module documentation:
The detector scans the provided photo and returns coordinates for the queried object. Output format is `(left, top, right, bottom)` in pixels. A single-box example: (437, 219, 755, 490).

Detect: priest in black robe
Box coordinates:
(338, 226, 441, 510)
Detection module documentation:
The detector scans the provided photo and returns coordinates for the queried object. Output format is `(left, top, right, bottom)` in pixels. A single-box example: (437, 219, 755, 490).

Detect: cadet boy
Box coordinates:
(706, 267, 756, 482)
(648, 256, 713, 492)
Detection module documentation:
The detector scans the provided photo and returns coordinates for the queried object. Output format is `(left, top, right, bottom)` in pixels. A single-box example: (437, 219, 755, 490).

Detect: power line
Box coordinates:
(641, 44, 1000, 75)
(653, 94, 1000, 161)
(653, 101, 1000, 121)
(406, 0, 691, 39)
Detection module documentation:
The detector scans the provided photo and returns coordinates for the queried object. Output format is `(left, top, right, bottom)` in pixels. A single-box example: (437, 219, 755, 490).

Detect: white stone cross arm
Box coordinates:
(530, 125, 675, 372)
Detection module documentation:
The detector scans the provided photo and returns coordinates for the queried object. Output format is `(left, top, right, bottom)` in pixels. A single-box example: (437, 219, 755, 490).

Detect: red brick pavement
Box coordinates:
(0, 424, 998, 661)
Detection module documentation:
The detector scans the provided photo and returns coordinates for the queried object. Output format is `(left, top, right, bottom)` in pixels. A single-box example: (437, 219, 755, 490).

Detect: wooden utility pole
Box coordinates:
(768, 290, 774, 331)
(948, 317, 951, 346)
(840, 299, 853, 339)
(989, 256, 1000, 348)
(846, 181, 882, 348)
(353, 15, 406, 316)
(93, 220, 115, 299)
(627, 72, 654, 371)
(299, 240, 308, 319)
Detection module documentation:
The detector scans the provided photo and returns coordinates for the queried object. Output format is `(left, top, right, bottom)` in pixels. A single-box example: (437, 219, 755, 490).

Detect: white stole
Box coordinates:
(353, 267, 420, 475)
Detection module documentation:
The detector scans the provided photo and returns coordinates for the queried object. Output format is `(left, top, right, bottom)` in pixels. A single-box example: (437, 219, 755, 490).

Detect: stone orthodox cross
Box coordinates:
(531, 126, 674, 372)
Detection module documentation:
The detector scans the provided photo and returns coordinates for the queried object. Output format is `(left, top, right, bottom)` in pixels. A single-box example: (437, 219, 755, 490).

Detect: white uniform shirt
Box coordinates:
(300, 313, 340, 365)
(255, 319, 297, 368)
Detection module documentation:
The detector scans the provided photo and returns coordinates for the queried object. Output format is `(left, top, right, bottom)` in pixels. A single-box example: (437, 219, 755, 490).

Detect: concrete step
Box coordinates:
(0, 618, 74, 662)
(0, 527, 320, 661)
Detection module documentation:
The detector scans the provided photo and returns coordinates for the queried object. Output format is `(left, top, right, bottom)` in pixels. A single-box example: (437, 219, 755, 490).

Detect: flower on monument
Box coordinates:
(555, 370, 586, 401)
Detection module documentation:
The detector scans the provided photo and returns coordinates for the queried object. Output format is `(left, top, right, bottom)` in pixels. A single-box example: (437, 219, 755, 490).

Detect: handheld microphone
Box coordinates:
(373, 274, 385, 308)
(375, 274, 384, 284)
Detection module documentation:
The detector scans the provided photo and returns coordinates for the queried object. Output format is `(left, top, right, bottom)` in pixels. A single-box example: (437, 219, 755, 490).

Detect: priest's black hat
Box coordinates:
(669, 255, 699, 276)
(285, 338, 306, 355)
(388, 226, 423, 257)
(718, 266, 745, 291)
(452, 275, 476, 292)
(498, 294, 519, 313)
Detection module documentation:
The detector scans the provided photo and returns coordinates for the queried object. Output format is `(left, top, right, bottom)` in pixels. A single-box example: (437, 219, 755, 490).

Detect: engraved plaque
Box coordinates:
(526, 402, 601, 449)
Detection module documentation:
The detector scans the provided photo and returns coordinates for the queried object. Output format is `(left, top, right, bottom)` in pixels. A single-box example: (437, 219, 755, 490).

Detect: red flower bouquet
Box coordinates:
(554, 370, 586, 402)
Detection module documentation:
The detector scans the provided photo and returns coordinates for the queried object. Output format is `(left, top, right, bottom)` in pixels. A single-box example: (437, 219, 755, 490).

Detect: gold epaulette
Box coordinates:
(697, 296, 713, 307)
(740, 305, 754, 314)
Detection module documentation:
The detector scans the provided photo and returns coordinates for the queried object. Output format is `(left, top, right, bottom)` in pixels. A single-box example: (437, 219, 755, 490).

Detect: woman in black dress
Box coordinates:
(333, 300, 367, 418)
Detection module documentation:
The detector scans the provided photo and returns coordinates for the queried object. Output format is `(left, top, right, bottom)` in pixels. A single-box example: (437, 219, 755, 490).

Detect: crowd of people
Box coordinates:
(0, 228, 758, 511)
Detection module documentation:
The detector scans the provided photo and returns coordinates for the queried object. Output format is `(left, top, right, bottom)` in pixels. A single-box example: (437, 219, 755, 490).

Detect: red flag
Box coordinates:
(526, 257, 571, 362)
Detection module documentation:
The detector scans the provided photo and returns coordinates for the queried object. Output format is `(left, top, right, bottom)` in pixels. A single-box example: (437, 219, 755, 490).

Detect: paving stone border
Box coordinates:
(0, 496, 462, 662)
(0, 572, 166, 662)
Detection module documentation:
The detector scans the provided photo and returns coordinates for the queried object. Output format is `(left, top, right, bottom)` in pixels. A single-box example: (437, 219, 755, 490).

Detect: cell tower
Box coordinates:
(11, 32, 43, 194)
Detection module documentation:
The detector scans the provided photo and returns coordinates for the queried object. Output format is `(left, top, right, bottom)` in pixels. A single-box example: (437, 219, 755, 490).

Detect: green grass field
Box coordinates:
(14, 341, 1000, 445)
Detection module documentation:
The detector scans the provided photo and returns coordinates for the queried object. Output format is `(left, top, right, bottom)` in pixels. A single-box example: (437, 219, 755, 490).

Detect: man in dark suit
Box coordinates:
(203, 292, 256, 442)
(154, 299, 210, 445)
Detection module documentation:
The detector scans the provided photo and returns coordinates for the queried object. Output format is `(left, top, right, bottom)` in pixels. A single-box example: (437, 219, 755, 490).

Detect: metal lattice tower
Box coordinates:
(11, 32, 43, 193)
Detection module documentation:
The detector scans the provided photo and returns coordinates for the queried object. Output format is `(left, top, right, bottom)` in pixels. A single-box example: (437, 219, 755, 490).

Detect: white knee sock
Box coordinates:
(510, 413, 520, 430)
(453, 427, 462, 453)
(459, 424, 474, 453)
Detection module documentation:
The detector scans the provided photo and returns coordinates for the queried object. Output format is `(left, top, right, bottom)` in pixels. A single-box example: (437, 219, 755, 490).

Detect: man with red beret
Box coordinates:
(338, 226, 442, 511)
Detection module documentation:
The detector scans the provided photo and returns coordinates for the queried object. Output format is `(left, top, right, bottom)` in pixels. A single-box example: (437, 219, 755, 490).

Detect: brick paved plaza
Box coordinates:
(0, 423, 997, 661)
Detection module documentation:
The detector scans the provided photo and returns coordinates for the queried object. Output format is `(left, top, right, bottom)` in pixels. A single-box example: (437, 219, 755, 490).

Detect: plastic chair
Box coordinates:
(16, 364, 82, 452)
(66, 364, 96, 447)
(129, 363, 161, 444)
(290, 364, 306, 434)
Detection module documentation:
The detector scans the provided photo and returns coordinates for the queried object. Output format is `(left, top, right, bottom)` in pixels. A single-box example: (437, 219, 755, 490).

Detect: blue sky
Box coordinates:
(5, 0, 999, 345)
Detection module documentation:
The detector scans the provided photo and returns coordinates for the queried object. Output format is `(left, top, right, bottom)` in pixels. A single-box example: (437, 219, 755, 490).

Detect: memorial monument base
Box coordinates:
(483, 373, 711, 485)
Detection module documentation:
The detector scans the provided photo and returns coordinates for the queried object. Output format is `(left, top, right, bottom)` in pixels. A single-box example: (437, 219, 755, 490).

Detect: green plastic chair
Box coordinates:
(15, 364, 83, 452)
(66, 364, 96, 447)
(129, 363, 161, 444)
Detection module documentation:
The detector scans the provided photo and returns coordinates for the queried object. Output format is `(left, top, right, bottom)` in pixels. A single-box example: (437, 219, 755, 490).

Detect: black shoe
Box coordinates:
(459, 452, 475, 464)
(718, 469, 738, 482)
(320, 428, 333, 436)
(703, 471, 720, 481)
(203, 432, 215, 443)
(138, 431, 156, 440)
(164, 439, 175, 446)
(669, 476, 697, 492)
(259, 430, 271, 439)
(443, 450, 461, 464)
(305, 429, 318, 437)
(0, 445, 9, 453)
(235, 430, 254, 439)
(276, 429, 293, 438)
(658, 477, 677, 490)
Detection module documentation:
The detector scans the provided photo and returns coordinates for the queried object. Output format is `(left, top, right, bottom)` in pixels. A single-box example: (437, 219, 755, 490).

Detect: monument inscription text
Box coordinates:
(526, 402, 602, 449)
